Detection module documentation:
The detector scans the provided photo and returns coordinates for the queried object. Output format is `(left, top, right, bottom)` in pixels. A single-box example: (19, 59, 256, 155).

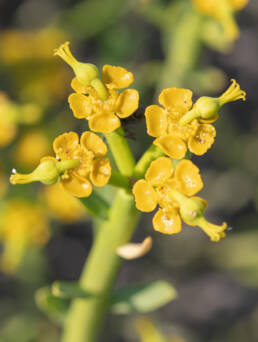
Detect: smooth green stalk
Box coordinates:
(134, 144, 164, 179)
(62, 189, 140, 342)
(105, 128, 136, 176)
(158, 4, 203, 90)
(79, 191, 110, 221)
(108, 170, 131, 191)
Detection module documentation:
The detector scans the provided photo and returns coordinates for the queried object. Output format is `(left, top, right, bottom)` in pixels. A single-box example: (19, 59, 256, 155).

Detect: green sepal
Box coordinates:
(79, 190, 110, 220)
(35, 287, 69, 325)
(111, 280, 177, 314)
(52, 281, 94, 299)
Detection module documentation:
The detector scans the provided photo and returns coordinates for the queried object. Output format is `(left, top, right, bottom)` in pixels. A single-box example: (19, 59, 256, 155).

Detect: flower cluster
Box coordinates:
(10, 131, 111, 198)
(0, 92, 42, 147)
(145, 80, 245, 159)
(9, 41, 246, 243)
(133, 157, 227, 241)
(0, 199, 49, 273)
(192, 0, 249, 41)
(54, 42, 139, 134)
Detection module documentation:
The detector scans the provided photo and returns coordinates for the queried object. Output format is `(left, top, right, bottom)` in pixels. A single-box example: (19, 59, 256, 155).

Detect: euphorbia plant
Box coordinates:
(10, 42, 246, 342)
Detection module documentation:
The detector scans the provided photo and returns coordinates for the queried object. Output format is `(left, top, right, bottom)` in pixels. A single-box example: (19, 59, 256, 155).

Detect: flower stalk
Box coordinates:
(62, 189, 140, 342)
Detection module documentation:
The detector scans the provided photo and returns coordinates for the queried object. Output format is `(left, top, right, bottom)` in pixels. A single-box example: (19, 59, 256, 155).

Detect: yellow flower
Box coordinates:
(0, 199, 49, 273)
(0, 28, 66, 64)
(192, 0, 249, 41)
(133, 158, 226, 241)
(43, 183, 85, 222)
(10, 131, 111, 198)
(145, 88, 216, 158)
(54, 42, 139, 133)
(0, 92, 42, 147)
(146, 80, 245, 159)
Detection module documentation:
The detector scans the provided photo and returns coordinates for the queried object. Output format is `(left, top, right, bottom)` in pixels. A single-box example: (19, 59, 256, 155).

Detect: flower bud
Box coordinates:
(54, 42, 108, 100)
(10, 158, 80, 186)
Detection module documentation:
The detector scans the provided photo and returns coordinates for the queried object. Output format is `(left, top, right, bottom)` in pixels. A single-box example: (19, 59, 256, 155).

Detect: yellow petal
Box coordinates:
(71, 77, 90, 94)
(90, 158, 111, 187)
(154, 135, 187, 160)
(153, 208, 182, 235)
(116, 236, 152, 260)
(102, 65, 134, 89)
(228, 0, 248, 10)
(0, 122, 17, 147)
(145, 157, 173, 186)
(115, 89, 139, 118)
(188, 124, 216, 155)
(158, 88, 193, 114)
(192, 0, 215, 15)
(175, 160, 203, 197)
(53, 132, 79, 159)
(132, 179, 157, 212)
(68, 93, 92, 119)
(61, 172, 92, 198)
(145, 105, 167, 137)
(89, 112, 121, 134)
(80, 131, 107, 157)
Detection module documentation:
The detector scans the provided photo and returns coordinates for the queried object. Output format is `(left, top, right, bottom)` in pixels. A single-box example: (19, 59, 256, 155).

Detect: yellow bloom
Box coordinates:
(192, 0, 249, 41)
(10, 131, 111, 198)
(43, 183, 85, 222)
(0, 92, 42, 147)
(0, 199, 49, 273)
(133, 158, 226, 241)
(146, 80, 245, 159)
(0, 28, 66, 64)
(54, 42, 139, 133)
(145, 88, 215, 158)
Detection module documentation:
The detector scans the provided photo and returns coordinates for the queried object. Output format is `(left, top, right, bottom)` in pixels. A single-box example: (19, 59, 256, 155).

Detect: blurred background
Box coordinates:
(0, 0, 258, 341)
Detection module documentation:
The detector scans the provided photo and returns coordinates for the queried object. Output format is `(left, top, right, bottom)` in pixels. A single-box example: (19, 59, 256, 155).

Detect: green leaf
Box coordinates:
(52, 281, 94, 299)
(35, 287, 69, 325)
(111, 281, 177, 314)
(79, 190, 110, 220)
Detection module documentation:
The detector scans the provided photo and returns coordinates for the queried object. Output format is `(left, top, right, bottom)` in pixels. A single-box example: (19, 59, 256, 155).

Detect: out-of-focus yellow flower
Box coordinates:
(0, 199, 50, 273)
(10, 131, 111, 198)
(0, 29, 70, 107)
(0, 28, 66, 64)
(15, 131, 51, 168)
(0, 92, 42, 147)
(192, 0, 249, 41)
(54, 42, 139, 133)
(43, 183, 85, 222)
(133, 158, 227, 241)
(0, 170, 8, 198)
(146, 80, 245, 159)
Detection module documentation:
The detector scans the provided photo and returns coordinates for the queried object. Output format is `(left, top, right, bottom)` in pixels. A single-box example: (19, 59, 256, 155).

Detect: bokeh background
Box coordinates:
(0, 0, 258, 341)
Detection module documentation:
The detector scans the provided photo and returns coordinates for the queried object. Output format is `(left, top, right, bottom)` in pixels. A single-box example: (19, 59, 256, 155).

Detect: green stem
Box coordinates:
(79, 191, 110, 221)
(133, 144, 164, 179)
(62, 189, 140, 342)
(108, 170, 131, 191)
(57, 159, 81, 173)
(105, 128, 136, 176)
(158, 3, 203, 91)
